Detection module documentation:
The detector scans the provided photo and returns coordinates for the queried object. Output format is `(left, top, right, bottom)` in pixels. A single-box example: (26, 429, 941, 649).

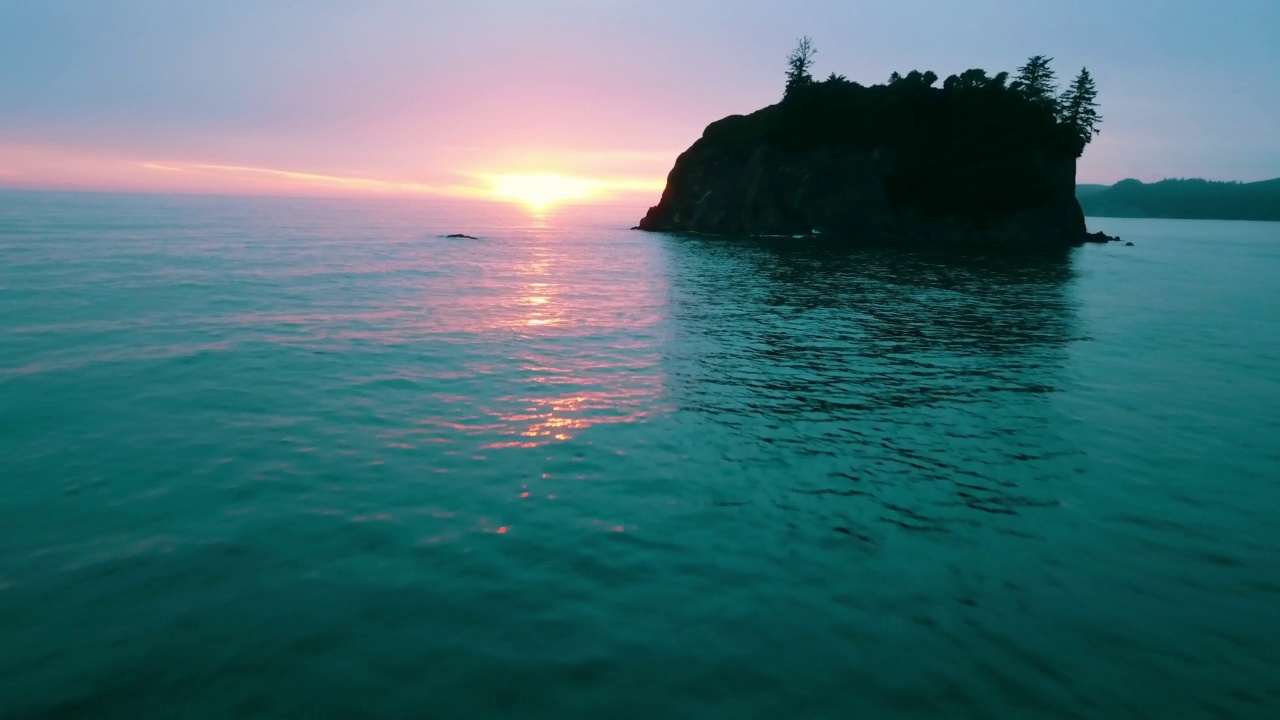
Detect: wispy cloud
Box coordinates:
(139, 163, 183, 173)
(139, 160, 663, 201)
(187, 163, 446, 194)
(138, 161, 472, 196)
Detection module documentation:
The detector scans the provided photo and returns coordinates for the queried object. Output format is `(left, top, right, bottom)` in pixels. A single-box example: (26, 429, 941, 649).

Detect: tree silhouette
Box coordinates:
(1014, 55, 1058, 108)
(889, 71, 903, 84)
(945, 68, 1000, 91)
(785, 36, 816, 97)
(901, 70, 939, 88)
(1058, 68, 1102, 146)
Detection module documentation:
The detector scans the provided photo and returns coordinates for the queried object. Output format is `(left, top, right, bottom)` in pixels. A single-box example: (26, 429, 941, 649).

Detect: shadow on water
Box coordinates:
(657, 234, 1082, 535)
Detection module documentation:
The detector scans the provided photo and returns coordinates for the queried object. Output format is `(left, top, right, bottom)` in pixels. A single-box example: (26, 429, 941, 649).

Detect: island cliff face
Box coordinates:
(639, 72, 1094, 247)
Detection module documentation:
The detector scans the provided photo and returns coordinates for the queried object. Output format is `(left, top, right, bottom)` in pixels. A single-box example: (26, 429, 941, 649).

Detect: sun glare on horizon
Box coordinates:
(483, 173, 601, 211)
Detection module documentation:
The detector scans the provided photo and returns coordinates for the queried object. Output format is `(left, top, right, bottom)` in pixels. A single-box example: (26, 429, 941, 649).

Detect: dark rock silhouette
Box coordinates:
(445, 233, 478, 239)
(1084, 231, 1120, 243)
(639, 60, 1110, 248)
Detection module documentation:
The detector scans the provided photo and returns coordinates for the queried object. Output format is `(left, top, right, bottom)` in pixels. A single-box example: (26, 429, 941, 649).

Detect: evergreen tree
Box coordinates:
(1058, 67, 1102, 145)
(785, 36, 816, 97)
(1014, 55, 1058, 107)
(889, 71, 902, 84)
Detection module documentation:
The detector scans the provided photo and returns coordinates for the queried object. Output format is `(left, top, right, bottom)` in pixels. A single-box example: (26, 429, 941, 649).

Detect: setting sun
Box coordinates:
(483, 173, 601, 211)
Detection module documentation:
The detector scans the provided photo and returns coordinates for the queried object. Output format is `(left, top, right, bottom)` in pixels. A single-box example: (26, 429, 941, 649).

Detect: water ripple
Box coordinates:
(2, 194, 1279, 717)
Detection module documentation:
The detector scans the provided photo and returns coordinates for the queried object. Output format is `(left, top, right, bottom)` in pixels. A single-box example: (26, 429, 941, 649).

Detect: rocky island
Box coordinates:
(639, 42, 1112, 248)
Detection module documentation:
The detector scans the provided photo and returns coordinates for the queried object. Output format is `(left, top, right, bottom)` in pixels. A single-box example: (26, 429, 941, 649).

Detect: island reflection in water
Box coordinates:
(656, 235, 1081, 535)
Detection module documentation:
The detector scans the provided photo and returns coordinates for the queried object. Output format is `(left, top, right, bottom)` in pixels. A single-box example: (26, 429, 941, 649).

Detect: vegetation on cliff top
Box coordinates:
(779, 39, 1101, 156)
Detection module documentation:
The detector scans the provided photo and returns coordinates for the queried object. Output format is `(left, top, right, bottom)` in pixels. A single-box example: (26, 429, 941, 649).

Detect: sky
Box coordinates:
(1, 0, 1277, 204)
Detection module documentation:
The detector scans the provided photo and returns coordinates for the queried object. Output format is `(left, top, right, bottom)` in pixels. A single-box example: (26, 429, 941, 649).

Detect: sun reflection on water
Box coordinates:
(481, 388, 656, 449)
(402, 213, 669, 454)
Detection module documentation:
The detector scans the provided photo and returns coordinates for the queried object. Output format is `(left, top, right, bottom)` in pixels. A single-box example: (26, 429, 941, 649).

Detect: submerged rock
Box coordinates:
(639, 76, 1106, 248)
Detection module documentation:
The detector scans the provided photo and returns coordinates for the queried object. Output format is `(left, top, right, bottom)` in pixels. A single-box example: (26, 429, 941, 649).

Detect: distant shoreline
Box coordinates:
(1077, 177, 1280, 222)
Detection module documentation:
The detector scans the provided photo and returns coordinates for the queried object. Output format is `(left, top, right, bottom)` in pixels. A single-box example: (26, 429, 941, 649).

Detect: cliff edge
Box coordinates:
(639, 62, 1108, 248)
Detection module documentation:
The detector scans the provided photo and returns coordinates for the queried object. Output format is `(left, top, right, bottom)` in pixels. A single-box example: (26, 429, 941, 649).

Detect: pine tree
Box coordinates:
(1058, 68, 1102, 145)
(785, 36, 816, 97)
(889, 71, 902, 84)
(1014, 55, 1058, 107)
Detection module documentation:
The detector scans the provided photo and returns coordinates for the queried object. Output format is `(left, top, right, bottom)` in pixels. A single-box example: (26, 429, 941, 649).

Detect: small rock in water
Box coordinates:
(1125, 242, 1134, 246)
(446, 233, 478, 240)
(1083, 231, 1119, 244)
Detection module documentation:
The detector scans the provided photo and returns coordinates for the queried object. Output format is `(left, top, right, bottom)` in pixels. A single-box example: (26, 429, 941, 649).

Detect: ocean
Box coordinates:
(2, 190, 1278, 718)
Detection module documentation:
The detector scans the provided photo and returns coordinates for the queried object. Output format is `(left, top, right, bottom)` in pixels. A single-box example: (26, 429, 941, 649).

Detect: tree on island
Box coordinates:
(943, 68, 1010, 91)
(771, 42, 1100, 158)
(1013, 55, 1058, 107)
(1058, 68, 1102, 146)
(784, 36, 816, 97)
(899, 70, 939, 88)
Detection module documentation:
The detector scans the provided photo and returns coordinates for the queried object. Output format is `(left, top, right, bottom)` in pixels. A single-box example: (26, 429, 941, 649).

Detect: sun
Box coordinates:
(483, 173, 600, 211)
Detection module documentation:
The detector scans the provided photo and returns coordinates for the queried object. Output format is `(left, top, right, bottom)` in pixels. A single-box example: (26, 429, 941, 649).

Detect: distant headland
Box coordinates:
(1078, 178, 1280, 222)
(639, 40, 1114, 247)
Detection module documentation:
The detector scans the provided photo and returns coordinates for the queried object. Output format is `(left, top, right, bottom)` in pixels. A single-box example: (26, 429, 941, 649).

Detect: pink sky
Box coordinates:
(1, 1, 1276, 204)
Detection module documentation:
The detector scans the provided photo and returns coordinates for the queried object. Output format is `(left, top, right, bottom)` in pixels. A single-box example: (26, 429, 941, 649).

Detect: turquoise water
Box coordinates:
(2, 191, 1279, 718)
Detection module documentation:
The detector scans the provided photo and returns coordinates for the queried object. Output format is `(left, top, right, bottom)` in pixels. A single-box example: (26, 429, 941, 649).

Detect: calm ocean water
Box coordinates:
(2, 190, 1278, 718)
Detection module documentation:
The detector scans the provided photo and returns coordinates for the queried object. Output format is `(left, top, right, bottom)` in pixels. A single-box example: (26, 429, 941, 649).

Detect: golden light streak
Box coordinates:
(191, 163, 444, 194)
(131, 159, 663, 204)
